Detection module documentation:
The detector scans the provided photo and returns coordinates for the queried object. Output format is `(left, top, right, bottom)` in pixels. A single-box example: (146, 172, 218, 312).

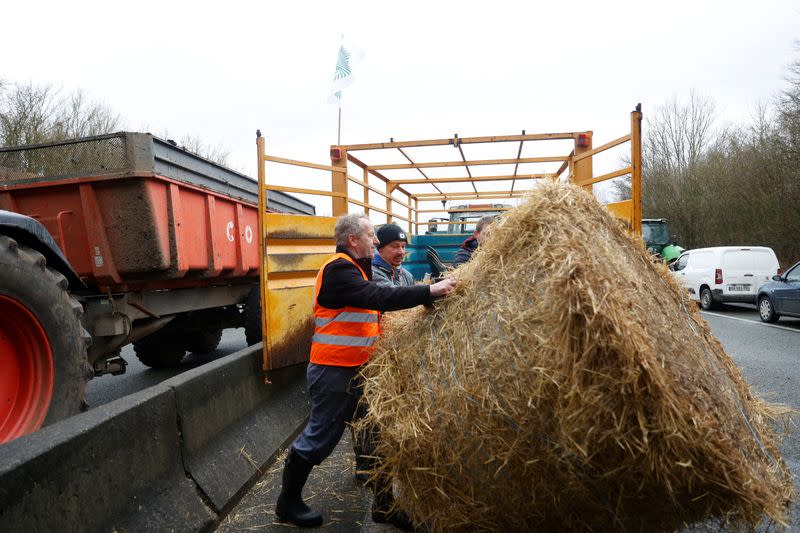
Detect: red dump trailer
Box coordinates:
(0, 132, 313, 443)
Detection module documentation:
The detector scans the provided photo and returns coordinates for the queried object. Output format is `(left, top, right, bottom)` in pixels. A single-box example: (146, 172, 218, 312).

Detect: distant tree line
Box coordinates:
(613, 52, 800, 266)
(0, 80, 229, 166)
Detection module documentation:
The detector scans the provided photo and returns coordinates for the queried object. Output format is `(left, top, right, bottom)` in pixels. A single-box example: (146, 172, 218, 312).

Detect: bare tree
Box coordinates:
(0, 81, 121, 147)
(777, 44, 800, 160)
(177, 134, 230, 166)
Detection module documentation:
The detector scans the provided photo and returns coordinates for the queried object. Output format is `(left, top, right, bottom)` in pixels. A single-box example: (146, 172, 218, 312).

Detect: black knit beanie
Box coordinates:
(376, 223, 408, 249)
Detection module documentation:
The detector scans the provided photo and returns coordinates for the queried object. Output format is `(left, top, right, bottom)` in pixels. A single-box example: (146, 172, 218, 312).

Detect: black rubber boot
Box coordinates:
(275, 452, 323, 527)
(371, 479, 414, 531)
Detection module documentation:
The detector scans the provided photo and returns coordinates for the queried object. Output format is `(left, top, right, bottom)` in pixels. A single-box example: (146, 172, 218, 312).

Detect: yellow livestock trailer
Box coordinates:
(254, 105, 643, 374)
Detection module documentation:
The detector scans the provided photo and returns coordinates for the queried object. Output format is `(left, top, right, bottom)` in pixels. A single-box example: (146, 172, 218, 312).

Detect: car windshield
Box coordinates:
(642, 222, 669, 245)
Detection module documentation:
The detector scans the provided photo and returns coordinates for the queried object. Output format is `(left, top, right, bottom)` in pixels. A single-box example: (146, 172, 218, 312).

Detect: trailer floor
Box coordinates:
(216, 433, 399, 533)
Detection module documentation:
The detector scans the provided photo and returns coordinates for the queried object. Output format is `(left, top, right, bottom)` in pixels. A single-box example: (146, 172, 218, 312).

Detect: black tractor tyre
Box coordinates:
(186, 327, 224, 354)
(699, 286, 716, 311)
(244, 285, 262, 346)
(0, 235, 91, 440)
(133, 320, 187, 368)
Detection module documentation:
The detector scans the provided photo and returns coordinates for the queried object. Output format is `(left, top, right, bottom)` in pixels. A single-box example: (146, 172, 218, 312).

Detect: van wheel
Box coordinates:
(0, 236, 91, 443)
(699, 287, 715, 310)
(758, 296, 779, 323)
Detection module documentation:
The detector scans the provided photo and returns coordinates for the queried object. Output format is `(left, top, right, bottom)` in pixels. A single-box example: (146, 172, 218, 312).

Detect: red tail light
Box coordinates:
(715, 269, 723, 285)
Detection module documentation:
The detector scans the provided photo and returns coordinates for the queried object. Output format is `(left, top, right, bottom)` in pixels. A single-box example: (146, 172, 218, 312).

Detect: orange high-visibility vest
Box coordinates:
(309, 253, 381, 366)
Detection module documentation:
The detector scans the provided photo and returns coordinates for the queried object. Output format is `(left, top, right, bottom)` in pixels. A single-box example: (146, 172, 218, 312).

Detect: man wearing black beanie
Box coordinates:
(372, 223, 414, 287)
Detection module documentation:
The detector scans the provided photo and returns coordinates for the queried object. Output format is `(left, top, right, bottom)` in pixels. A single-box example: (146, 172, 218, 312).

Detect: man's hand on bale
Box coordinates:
(430, 277, 456, 298)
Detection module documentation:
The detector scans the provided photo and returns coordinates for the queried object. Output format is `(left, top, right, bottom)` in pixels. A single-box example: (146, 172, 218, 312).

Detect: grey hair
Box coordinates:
(334, 213, 370, 247)
(476, 214, 498, 234)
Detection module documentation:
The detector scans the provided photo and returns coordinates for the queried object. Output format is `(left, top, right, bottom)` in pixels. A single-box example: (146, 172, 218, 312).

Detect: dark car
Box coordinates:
(757, 260, 800, 322)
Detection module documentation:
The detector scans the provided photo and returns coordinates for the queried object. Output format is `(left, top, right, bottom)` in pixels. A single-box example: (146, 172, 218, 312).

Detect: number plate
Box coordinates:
(728, 284, 751, 292)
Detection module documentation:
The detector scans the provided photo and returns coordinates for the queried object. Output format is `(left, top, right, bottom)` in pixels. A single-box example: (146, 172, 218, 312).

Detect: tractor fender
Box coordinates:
(0, 210, 85, 290)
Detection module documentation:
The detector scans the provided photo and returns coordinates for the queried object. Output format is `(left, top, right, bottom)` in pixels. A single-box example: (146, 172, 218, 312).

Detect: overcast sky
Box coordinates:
(2, 0, 799, 217)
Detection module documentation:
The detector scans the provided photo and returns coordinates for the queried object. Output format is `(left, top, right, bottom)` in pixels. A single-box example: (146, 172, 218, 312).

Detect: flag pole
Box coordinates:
(337, 104, 342, 145)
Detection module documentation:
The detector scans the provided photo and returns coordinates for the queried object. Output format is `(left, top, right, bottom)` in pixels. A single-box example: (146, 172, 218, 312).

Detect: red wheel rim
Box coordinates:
(0, 294, 54, 443)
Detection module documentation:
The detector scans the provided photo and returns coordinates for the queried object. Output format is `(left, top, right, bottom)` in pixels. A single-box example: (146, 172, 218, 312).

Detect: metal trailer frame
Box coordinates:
(0, 132, 316, 367)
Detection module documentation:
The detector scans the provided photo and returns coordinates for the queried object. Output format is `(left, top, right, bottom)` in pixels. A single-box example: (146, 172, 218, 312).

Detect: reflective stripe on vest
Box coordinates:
(314, 312, 380, 327)
(309, 253, 381, 367)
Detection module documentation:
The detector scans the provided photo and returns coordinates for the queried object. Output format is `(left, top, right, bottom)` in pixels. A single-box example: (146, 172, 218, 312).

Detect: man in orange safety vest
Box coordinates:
(275, 213, 456, 531)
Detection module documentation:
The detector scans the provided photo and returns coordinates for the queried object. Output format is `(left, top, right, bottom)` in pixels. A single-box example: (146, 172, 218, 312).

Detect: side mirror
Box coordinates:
(772, 275, 782, 281)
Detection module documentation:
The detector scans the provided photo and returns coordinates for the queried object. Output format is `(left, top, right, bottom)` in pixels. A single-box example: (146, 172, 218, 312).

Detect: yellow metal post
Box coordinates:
(331, 146, 348, 216)
(573, 132, 593, 192)
(256, 133, 271, 372)
(630, 104, 643, 236)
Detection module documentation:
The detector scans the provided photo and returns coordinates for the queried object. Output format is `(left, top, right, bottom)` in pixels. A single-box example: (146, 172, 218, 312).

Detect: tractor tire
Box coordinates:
(244, 285, 262, 346)
(186, 327, 223, 354)
(133, 320, 187, 368)
(0, 235, 91, 443)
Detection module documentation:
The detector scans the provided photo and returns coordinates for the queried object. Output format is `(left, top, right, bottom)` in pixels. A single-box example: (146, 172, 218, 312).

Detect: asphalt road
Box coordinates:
(700, 304, 800, 407)
(83, 328, 249, 408)
(86, 304, 799, 411)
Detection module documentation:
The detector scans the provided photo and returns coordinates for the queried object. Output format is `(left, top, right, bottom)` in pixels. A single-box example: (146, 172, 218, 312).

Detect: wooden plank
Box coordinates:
(331, 148, 348, 216)
(347, 153, 415, 200)
(555, 150, 573, 177)
(362, 167, 369, 215)
(573, 166, 632, 187)
(347, 173, 389, 199)
(369, 155, 569, 171)
(265, 154, 339, 172)
(265, 184, 347, 197)
(630, 106, 643, 236)
(416, 194, 526, 202)
(340, 131, 589, 151)
(388, 174, 552, 185)
(572, 133, 631, 162)
(347, 198, 410, 222)
(413, 189, 530, 197)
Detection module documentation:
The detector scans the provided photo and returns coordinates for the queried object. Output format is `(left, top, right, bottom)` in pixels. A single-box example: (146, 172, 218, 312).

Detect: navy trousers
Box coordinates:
(291, 363, 366, 466)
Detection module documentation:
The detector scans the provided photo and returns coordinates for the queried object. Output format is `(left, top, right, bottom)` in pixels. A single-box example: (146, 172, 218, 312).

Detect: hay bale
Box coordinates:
(358, 180, 792, 532)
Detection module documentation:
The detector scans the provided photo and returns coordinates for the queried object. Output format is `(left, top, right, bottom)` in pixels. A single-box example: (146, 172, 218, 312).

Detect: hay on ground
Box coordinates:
(357, 180, 792, 532)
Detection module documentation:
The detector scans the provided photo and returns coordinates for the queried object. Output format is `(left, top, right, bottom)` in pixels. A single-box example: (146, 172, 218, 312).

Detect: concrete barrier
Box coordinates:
(0, 343, 310, 532)
(168, 346, 309, 513)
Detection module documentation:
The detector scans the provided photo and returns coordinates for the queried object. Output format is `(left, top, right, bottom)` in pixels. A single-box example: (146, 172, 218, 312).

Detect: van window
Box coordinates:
(691, 251, 714, 269)
(674, 254, 689, 271)
(722, 251, 751, 270)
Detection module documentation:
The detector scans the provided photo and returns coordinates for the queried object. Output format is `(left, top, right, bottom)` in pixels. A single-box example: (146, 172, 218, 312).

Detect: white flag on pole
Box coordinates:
(329, 36, 364, 106)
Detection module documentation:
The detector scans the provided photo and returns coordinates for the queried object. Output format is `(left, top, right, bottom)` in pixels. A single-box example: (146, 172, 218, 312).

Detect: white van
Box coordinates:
(670, 246, 781, 310)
